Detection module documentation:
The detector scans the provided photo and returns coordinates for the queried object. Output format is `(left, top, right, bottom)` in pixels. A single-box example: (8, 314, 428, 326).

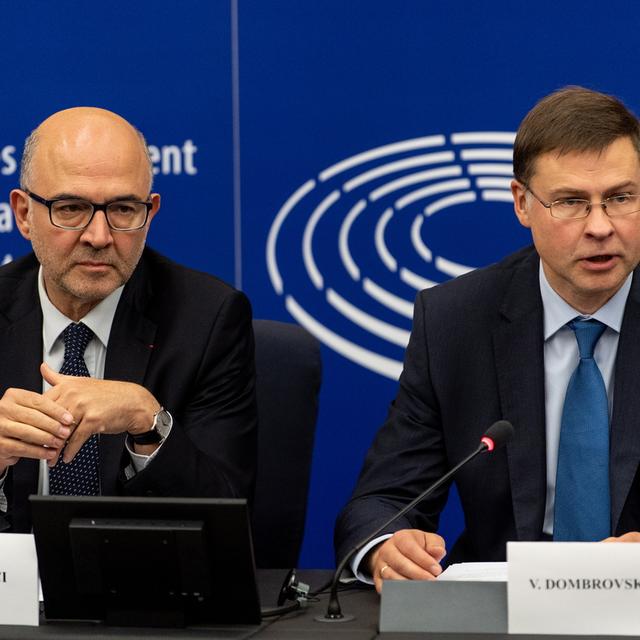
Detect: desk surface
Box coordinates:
(0, 570, 378, 640)
(0, 571, 637, 640)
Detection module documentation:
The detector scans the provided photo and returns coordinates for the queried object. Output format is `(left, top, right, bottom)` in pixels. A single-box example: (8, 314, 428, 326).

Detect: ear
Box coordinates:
(146, 193, 161, 225)
(9, 189, 32, 240)
(511, 180, 532, 229)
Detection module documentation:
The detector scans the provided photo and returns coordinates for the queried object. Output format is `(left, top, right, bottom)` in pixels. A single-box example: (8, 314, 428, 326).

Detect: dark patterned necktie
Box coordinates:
(49, 322, 100, 496)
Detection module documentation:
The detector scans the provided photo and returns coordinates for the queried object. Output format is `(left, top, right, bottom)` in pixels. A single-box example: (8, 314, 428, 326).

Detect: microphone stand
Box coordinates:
(317, 441, 489, 622)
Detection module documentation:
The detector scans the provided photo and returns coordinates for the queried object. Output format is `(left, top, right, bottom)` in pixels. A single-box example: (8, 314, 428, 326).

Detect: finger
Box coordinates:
(424, 533, 447, 562)
(3, 395, 75, 433)
(48, 448, 63, 468)
(394, 536, 444, 576)
(40, 362, 65, 386)
(0, 437, 59, 462)
(374, 565, 408, 593)
(0, 419, 68, 449)
(0, 408, 72, 443)
(62, 425, 92, 463)
(602, 532, 640, 543)
(380, 550, 441, 581)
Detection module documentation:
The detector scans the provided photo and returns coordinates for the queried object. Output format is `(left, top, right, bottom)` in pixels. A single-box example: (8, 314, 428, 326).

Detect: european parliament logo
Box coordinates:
(267, 132, 516, 380)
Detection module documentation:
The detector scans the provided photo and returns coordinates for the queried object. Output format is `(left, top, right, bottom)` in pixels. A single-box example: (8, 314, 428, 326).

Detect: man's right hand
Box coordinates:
(0, 388, 75, 473)
(368, 529, 447, 594)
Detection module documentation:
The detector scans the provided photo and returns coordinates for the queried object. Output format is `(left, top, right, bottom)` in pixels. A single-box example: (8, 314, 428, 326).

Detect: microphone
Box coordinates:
(317, 419, 514, 623)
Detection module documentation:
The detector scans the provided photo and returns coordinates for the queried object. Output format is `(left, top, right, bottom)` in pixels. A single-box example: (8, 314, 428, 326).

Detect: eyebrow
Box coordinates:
(49, 193, 146, 202)
(547, 181, 639, 199)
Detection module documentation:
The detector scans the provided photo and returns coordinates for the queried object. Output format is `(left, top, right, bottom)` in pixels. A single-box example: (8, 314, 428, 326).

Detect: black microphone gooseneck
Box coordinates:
(317, 420, 514, 623)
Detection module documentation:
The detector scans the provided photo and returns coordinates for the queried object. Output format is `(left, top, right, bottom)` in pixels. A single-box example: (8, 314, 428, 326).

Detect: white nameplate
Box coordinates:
(0, 533, 39, 626)
(508, 541, 640, 635)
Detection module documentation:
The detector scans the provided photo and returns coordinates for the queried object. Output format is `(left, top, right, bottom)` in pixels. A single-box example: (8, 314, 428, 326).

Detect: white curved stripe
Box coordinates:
(460, 148, 513, 161)
(375, 208, 397, 272)
(319, 135, 445, 182)
(286, 295, 403, 380)
(369, 166, 462, 202)
(467, 163, 513, 176)
(435, 256, 474, 278)
(267, 178, 316, 294)
(400, 268, 438, 290)
(482, 190, 514, 203)
(327, 288, 410, 347)
(425, 191, 476, 216)
(410, 216, 432, 262)
(395, 179, 470, 210)
(476, 177, 512, 189)
(302, 189, 340, 290)
(343, 152, 455, 193)
(338, 199, 366, 281)
(451, 132, 516, 145)
(363, 277, 414, 319)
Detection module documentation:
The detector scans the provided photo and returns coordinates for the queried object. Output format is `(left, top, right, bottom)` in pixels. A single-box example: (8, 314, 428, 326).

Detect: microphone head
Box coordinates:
(480, 420, 514, 452)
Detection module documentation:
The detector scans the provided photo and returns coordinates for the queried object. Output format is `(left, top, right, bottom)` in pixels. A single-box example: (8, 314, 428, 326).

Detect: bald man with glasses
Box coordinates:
(0, 107, 257, 531)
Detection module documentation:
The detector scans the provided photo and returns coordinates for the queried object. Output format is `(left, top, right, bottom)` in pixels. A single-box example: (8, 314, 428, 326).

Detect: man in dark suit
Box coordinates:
(0, 107, 256, 531)
(335, 86, 640, 593)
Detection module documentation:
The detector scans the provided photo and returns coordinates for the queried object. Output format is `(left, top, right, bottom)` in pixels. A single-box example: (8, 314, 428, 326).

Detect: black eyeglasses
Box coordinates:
(524, 184, 640, 220)
(25, 190, 152, 231)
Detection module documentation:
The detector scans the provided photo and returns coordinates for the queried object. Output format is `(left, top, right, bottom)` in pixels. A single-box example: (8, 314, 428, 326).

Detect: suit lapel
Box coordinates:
(493, 251, 547, 540)
(100, 259, 157, 492)
(610, 271, 640, 532)
(0, 261, 46, 505)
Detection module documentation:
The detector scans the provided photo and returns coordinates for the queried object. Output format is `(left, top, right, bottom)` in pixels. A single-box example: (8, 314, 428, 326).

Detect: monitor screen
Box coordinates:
(30, 495, 261, 627)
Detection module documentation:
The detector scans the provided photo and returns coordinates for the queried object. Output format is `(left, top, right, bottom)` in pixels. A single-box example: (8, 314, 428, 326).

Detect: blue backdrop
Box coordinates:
(2, 0, 640, 568)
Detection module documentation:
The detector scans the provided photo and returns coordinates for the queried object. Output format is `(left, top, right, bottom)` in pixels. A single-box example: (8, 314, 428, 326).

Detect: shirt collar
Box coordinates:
(38, 266, 124, 354)
(539, 263, 632, 341)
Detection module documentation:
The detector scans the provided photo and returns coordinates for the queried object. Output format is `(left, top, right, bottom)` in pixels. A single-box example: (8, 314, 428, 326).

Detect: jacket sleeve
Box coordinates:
(120, 290, 258, 502)
(334, 291, 450, 564)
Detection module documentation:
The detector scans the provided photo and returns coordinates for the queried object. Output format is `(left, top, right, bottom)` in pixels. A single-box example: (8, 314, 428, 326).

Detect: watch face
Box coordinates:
(153, 409, 172, 438)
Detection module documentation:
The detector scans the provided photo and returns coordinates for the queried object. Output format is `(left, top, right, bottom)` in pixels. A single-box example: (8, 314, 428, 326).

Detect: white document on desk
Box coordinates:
(438, 562, 507, 582)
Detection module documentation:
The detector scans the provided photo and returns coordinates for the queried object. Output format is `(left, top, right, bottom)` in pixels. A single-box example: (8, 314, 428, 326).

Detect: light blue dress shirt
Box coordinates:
(539, 265, 631, 535)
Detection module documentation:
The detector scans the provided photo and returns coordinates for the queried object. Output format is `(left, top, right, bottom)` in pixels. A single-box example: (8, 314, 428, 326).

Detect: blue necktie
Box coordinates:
(49, 322, 100, 496)
(554, 319, 610, 541)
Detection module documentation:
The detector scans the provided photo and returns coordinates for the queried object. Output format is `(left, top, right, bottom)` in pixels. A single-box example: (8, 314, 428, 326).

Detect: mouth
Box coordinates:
(76, 261, 113, 270)
(585, 255, 614, 263)
(579, 254, 619, 270)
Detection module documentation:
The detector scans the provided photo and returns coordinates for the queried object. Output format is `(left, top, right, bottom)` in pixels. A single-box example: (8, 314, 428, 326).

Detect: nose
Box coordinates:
(79, 209, 113, 248)
(583, 203, 615, 238)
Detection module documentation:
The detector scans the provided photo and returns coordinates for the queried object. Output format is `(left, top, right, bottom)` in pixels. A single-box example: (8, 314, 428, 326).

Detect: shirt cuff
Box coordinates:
(350, 533, 393, 584)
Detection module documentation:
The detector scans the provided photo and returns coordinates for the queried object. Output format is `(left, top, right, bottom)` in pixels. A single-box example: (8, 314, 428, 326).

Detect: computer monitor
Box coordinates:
(30, 495, 261, 627)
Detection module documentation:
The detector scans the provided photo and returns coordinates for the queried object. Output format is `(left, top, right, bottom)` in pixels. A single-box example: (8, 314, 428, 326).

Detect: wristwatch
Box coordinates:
(130, 407, 172, 445)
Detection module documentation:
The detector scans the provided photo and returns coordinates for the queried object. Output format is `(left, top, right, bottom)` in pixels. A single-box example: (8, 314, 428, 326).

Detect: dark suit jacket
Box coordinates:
(0, 247, 257, 532)
(335, 245, 640, 566)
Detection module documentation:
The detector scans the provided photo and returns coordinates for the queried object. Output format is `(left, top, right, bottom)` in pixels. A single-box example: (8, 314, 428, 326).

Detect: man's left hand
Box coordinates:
(41, 363, 160, 463)
(602, 532, 640, 542)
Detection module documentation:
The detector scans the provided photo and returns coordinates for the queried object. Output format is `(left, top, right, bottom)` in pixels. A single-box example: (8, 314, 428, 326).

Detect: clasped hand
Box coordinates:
(0, 362, 158, 472)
